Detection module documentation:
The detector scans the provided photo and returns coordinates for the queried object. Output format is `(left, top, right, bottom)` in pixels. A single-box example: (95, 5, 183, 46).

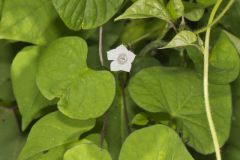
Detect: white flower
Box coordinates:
(107, 44, 136, 72)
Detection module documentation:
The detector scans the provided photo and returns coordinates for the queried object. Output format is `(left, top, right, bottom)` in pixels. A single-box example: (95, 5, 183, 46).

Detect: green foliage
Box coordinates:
(18, 111, 95, 160)
(36, 37, 115, 120)
(119, 125, 194, 160)
(52, 0, 123, 30)
(115, 0, 171, 22)
(11, 46, 54, 130)
(162, 30, 197, 48)
(0, 108, 25, 160)
(0, 0, 240, 159)
(128, 66, 231, 154)
(64, 144, 112, 160)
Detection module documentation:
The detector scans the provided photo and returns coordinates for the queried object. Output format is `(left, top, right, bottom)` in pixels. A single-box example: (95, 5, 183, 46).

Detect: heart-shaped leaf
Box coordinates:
(11, 46, 54, 130)
(128, 66, 231, 154)
(119, 125, 193, 160)
(36, 37, 115, 120)
(52, 0, 123, 30)
(162, 30, 197, 49)
(18, 111, 95, 160)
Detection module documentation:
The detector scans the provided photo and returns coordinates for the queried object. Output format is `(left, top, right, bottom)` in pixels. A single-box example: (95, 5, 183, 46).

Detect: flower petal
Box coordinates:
(110, 61, 132, 72)
(107, 49, 120, 61)
(116, 44, 129, 53)
(127, 51, 136, 63)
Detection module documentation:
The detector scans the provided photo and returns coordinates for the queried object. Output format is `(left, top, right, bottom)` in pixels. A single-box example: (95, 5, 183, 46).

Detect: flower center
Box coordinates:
(117, 53, 128, 64)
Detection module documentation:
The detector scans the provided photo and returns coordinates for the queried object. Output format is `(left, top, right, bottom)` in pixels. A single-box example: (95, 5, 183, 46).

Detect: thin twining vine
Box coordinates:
(98, 26, 108, 149)
(203, 0, 223, 160)
(194, 0, 234, 34)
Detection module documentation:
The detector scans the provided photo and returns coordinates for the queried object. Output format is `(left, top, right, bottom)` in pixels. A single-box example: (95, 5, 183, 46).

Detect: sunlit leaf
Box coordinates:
(119, 125, 193, 160)
(36, 37, 115, 120)
(128, 66, 231, 154)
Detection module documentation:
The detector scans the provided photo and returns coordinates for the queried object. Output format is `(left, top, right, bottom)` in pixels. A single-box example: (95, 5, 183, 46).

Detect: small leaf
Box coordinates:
(187, 31, 240, 84)
(128, 66, 231, 154)
(11, 46, 54, 130)
(115, 0, 171, 23)
(36, 37, 115, 120)
(119, 125, 193, 160)
(131, 112, 149, 126)
(121, 19, 169, 45)
(64, 144, 112, 160)
(167, 0, 184, 20)
(30, 134, 106, 160)
(52, 0, 123, 30)
(161, 30, 197, 49)
(209, 31, 240, 84)
(184, 2, 205, 22)
(18, 111, 95, 160)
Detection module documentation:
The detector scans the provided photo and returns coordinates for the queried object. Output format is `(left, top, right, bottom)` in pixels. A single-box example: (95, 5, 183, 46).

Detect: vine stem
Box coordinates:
(98, 26, 107, 148)
(194, 0, 234, 34)
(203, 0, 222, 160)
(98, 26, 104, 66)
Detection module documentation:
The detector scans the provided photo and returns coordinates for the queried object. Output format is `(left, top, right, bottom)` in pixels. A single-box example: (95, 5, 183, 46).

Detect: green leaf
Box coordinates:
(119, 125, 193, 160)
(0, 41, 15, 102)
(52, 0, 123, 30)
(187, 31, 240, 84)
(105, 84, 138, 160)
(36, 37, 115, 120)
(220, 0, 240, 37)
(115, 0, 171, 23)
(0, 108, 25, 160)
(128, 66, 231, 154)
(0, 0, 74, 44)
(209, 31, 240, 84)
(131, 56, 160, 75)
(167, 0, 184, 20)
(0, 0, 3, 19)
(30, 134, 106, 160)
(131, 112, 149, 126)
(121, 19, 169, 45)
(223, 75, 240, 160)
(162, 30, 197, 49)
(184, 2, 205, 22)
(11, 46, 54, 130)
(18, 111, 95, 160)
(197, 0, 216, 6)
(0, 63, 14, 101)
(64, 144, 112, 160)
(224, 30, 240, 54)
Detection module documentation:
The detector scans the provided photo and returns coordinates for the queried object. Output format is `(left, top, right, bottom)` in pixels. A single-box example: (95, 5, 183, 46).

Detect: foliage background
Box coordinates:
(0, 0, 240, 160)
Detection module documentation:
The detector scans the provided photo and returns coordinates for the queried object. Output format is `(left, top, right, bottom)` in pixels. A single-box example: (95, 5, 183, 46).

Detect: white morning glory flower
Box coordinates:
(107, 44, 136, 72)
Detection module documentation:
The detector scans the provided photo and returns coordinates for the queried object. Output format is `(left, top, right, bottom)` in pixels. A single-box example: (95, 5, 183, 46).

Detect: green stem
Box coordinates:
(203, 1, 222, 160)
(98, 26, 104, 66)
(194, 0, 234, 34)
(98, 26, 108, 149)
